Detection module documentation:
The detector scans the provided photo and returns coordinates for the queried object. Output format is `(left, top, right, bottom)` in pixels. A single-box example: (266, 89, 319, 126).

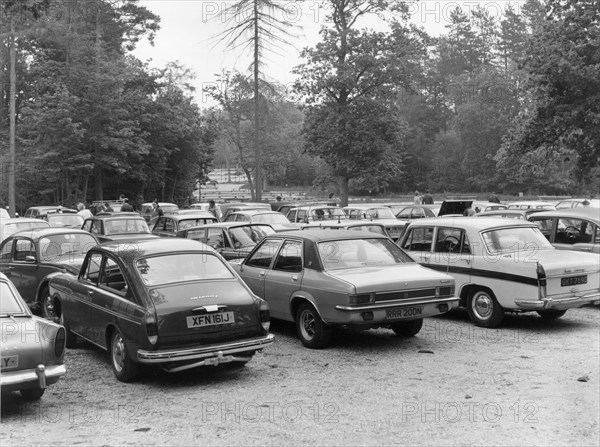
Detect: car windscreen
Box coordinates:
(228, 225, 275, 247)
(252, 213, 290, 224)
(47, 214, 84, 227)
(136, 253, 235, 286)
(348, 225, 386, 235)
(367, 208, 396, 219)
(481, 227, 554, 254)
(4, 221, 49, 238)
(39, 233, 98, 261)
(317, 238, 413, 270)
(104, 219, 150, 235)
(179, 218, 216, 229)
(0, 281, 27, 315)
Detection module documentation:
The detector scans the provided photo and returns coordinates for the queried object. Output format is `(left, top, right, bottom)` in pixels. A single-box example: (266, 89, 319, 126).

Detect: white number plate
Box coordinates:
(1, 355, 18, 369)
(386, 307, 423, 319)
(186, 312, 235, 328)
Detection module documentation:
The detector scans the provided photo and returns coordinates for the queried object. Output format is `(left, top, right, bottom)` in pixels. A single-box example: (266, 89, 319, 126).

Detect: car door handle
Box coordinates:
(579, 247, 591, 252)
(291, 275, 298, 281)
(8, 266, 14, 271)
(259, 271, 266, 277)
(87, 290, 93, 296)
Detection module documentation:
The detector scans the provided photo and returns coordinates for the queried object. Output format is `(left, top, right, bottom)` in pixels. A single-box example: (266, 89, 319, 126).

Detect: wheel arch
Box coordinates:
(290, 294, 325, 322)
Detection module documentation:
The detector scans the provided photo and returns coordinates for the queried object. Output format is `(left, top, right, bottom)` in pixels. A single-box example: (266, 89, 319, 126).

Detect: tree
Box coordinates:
(295, 1, 421, 205)
(215, 0, 298, 201)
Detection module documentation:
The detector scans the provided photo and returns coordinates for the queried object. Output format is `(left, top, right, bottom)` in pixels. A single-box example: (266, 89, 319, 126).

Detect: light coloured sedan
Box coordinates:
(231, 230, 459, 348)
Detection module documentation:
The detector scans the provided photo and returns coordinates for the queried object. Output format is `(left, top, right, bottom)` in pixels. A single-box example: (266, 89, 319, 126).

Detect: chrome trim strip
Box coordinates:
(335, 296, 459, 311)
(0, 364, 66, 386)
(515, 292, 600, 310)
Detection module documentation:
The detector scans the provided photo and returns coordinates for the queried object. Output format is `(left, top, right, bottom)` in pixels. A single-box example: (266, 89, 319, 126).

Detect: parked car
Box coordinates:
(0, 273, 67, 400)
(438, 200, 507, 216)
(0, 228, 99, 318)
(140, 202, 179, 224)
(286, 205, 347, 224)
(399, 217, 600, 327)
(301, 221, 391, 238)
(46, 238, 274, 382)
(220, 202, 272, 221)
(151, 211, 218, 237)
(224, 210, 300, 232)
(528, 208, 600, 254)
(555, 198, 600, 209)
(395, 205, 439, 220)
(1, 208, 10, 219)
(0, 218, 50, 242)
(82, 212, 157, 243)
(24, 206, 63, 219)
(189, 202, 223, 219)
(178, 222, 276, 259)
(231, 230, 459, 348)
(45, 213, 84, 229)
(476, 209, 544, 220)
(507, 201, 556, 211)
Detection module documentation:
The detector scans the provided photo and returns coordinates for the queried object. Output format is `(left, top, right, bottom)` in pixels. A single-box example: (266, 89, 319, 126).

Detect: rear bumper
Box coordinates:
(137, 333, 274, 364)
(1, 364, 66, 392)
(334, 296, 460, 323)
(515, 291, 600, 310)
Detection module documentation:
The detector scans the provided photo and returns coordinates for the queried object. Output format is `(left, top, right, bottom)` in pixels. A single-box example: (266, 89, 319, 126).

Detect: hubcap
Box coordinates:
(112, 334, 125, 372)
(300, 310, 316, 340)
(472, 293, 493, 320)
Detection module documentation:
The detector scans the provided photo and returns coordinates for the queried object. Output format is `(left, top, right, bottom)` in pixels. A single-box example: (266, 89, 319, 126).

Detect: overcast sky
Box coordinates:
(133, 1, 526, 107)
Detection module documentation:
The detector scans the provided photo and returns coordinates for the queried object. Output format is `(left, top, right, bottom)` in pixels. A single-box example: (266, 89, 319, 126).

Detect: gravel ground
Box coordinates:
(1, 306, 599, 446)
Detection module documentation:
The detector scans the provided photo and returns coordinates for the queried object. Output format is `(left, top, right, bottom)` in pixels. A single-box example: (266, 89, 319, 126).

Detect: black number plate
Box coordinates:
(561, 275, 587, 287)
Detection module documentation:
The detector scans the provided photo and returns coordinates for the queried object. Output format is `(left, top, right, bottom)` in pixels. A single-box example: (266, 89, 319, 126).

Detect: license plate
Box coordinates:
(561, 275, 587, 287)
(186, 312, 235, 328)
(386, 307, 423, 319)
(1, 355, 18, 369)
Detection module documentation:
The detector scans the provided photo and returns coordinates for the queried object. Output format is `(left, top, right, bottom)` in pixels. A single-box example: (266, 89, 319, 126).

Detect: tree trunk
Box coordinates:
(252, 0, 262, 202)
(8, 19, 16, 217)
(339, 176, 349, 207)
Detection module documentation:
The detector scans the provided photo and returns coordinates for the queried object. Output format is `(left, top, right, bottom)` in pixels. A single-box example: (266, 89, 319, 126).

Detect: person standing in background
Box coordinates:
(414, 190, 421, 205)
(422, 189, 433, 204)
(121, 198, 134, 212)
(77, 203, 93, 219)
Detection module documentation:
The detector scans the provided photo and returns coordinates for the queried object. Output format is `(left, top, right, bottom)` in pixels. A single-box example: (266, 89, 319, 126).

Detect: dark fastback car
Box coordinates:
(0, 228, 98, 318)
(47, 238, 274, 382)
(82, 212, 158, 243)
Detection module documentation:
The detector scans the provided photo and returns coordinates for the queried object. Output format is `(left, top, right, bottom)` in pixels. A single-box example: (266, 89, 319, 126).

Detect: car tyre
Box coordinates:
(296, 302, 332, 349)
(537, 310, 567, 320)
(59, 310, 77, 349)
(110, 329, 139, 382)
(20, 388, 45, 401)
(391, 318, 423, 337)
(40, 286, 57, 322)
(467, 288, 504, 328)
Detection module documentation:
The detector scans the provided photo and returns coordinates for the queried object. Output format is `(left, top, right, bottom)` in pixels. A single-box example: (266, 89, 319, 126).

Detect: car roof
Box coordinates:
(1, 218, 50, 225)
(26, 205, 61, 211)
(183, 222, 274, 230)
(477, 209, 528, 216)
(163, 211, 216, 220)
(98, 237, 212, 258)
(405, 217, 537, 230)
(270, 229, 390, 242)
(302, 222, 386, 229)
(527, 207, 600, 221)
(141, 202, 178, 207)
(344, 204, 392, 209)
(229, 210, 280, 216)
(6, 227, 97, 240)
(88, 213, 144, 220)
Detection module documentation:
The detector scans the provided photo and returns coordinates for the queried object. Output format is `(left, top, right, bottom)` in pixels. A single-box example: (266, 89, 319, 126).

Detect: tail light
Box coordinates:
(537, 262, 547, 298)
(259, 300, 270, 332)
(349, 294, 372, 305)
(54, 327, 66, 358)
(145, 311, 158, 345)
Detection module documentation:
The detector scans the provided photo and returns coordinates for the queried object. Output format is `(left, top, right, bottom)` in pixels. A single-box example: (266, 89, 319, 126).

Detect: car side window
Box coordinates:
(90, 220, 102, 235)
(206, 228, 224, 249)
(82, 220, 92, 232)
(434, 228, 470, 254)
(245, 239, 282, 269)
(0, 240, 14, 262)
(185, 228, 205, 241)
(99, 257, 129, 296)
(273, 240, 303, 272)
(84, 253, 102, 284)
(13, 239, 36, 262)
(555, 218, 589, 244)
(396, 208, 412, 219)
(401, 227, 434, 252)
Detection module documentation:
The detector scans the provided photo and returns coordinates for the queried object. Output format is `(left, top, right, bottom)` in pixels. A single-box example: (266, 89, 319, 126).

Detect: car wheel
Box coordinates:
(295, 302, 332, 349)
(391, 318, 423, 337)
(59, 310, 77, 349)
(467, 289, 504, 328)
(537, 310, 567, 320)
(110, 329, 139, 382)
(20, 388, 45, 401)
(40, 286, 57, 322)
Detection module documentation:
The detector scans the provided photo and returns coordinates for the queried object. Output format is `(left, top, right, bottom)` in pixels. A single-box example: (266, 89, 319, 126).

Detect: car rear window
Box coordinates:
(135, 253, 234, 286)
(0, 281, 27, 315)
(318, 238, 413, 270)
(39, 233, 98, 261)
(481, 227, 553, 254)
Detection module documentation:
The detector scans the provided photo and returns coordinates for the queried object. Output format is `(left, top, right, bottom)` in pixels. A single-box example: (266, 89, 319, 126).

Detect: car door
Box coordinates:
(91, 255, 144, 349)
(5, 237, 38, 301)
(239, 238, 283, 299)
(264, 239, 303, 319)
(68, 252, 103, 338)
(429, 227, 472, 286)
(399, 226, 435, 265)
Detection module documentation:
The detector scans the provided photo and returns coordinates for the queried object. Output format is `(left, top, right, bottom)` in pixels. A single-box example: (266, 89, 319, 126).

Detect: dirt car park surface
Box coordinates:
(2, 306, 599, 446)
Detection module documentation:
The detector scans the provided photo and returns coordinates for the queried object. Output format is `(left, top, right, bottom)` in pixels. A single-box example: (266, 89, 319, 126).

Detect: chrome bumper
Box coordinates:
(137, 333, 274, 364)
(515, 291, 600, 310)
(0, 364, 66, 390)
(335, 296, 459, 311)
